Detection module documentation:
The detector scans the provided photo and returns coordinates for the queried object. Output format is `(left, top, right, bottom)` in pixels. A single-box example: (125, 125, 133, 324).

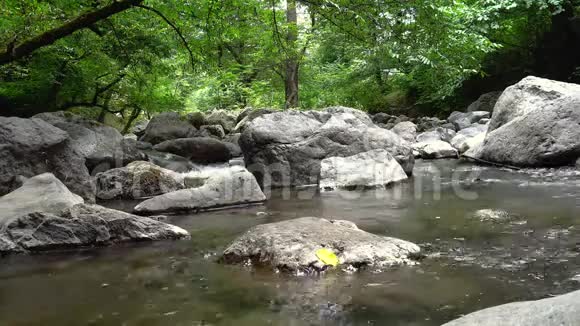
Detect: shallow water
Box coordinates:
(0, 160, 579, 326)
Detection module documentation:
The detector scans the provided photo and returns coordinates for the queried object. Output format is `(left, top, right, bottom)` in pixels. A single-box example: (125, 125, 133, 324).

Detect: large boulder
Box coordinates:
(476, 76, 580, 167)
(96, 161, 184, 200)
(0, 173, 189, 255)
(443, 290, 580, 326)
(131, 120, 149, 137)
(0, 116, 95, 202)
(412, 140, 458, 159)
(221, 217, 421, 273)
(0, 173, 83, 224)
(0, 204, 189, 255)
(391, 121, 417, 143)
(466, 91, 503, 112)
(34, 111, 146, 173)
(205, 109, 237, 133)
(319, 149, 408, 190)
(153, 137, 233, 164)
(140, 112, 196, 145)
(233, 108, 275, 133)
(134, 166, 266, 215)
(240, 107, 414, 188)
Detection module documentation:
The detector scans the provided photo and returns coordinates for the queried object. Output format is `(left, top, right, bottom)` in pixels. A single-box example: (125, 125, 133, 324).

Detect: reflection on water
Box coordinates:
(0, 160, 579, 325)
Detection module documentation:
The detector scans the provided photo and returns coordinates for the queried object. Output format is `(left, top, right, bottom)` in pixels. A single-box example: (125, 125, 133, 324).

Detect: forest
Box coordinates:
(2, 0, 579, 128)
(1, 1, 580, 326)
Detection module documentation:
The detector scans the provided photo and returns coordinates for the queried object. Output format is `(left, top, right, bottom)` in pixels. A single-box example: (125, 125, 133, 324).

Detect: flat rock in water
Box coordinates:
(134, 166, 266, 214)
(221, 217, 421, 273)
(319, 149, 407, 190)
(1, 204, 189, 254)
(0, 173, 83, 224)
(443, 290, 580, 326)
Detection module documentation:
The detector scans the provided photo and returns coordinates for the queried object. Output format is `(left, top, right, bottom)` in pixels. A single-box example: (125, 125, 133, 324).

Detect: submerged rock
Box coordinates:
(96, 161, 184, 200)
(476, 76, 580, 167)
(319, 149, 408, 190)
(221, 217, 421, 273)
(153, 137, 233, 164)
(0, 116, 95, 202)
(134, 166, 266, 214)
(443, 290, 580, 326)
(240, 107, 414, 188)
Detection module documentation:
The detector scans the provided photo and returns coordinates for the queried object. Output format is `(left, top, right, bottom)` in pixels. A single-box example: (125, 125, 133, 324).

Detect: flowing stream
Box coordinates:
(0, 160, 579, 325)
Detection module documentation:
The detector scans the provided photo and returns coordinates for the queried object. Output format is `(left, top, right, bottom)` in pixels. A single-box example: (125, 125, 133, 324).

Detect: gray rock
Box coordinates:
(34, 111, 145, 173)
(186, 112, 206, 129)
(200, 124, 226, 139)
(221, 217, 421, 273)
(477, 76, 580, 167)
(240, 107, 414, 188)
(134, 166, 266, 214)
(0, 116, 95, 202)
(233, 108, 275, 133)
(413, 140, 458, 159)
(391, 121, 417, 143)
(0, 173, 83, 224)
(319, 149, 408, 190)
(416, 128, 456, 143)
(140, 112, 197, 145)
(450, 124, 488, 154)
(466, 91, 503, 112)
(448, 111, 490, 130)
(206, 110, 237, 133)
(132, 120, 149, 137)
(142, 150, 196, 173)
(576, 158, 580, 169)
(371, 113, 396, 125)
(153, 137, 233, 164)
(416, 117, 447, 132)
(472, 209, 512, 222)
(442, 289, 580, 326)
(1, 204, 189, 254)
(96, 161, 184, 200)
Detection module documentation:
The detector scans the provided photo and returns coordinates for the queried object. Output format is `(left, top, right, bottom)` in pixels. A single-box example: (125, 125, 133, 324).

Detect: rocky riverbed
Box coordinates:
(0, 160, 578, 325)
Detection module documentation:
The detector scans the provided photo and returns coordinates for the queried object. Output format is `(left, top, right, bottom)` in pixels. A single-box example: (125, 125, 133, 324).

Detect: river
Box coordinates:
(0, 160, 579, 325)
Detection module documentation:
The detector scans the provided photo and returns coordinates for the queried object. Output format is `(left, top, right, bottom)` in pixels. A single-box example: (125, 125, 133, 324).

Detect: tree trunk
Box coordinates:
(284, 0, 299, 109)
(0, 0, 143, 65)
(122, 106, 142, 135)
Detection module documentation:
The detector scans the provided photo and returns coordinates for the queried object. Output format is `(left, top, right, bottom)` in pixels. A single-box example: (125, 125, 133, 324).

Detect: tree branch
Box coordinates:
(0, 0, 143, 65)
(135, 4, 196, 70)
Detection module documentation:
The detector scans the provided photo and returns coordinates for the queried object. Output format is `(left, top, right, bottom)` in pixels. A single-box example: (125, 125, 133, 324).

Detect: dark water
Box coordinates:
(0, 160, 579, 326)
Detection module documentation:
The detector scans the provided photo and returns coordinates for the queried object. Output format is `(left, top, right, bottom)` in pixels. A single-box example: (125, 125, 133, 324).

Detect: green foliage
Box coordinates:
(0, 0, 571, 122)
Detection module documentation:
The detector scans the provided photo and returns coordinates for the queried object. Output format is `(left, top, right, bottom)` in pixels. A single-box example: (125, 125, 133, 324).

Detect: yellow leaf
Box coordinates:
(316, 248, 339, 267)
